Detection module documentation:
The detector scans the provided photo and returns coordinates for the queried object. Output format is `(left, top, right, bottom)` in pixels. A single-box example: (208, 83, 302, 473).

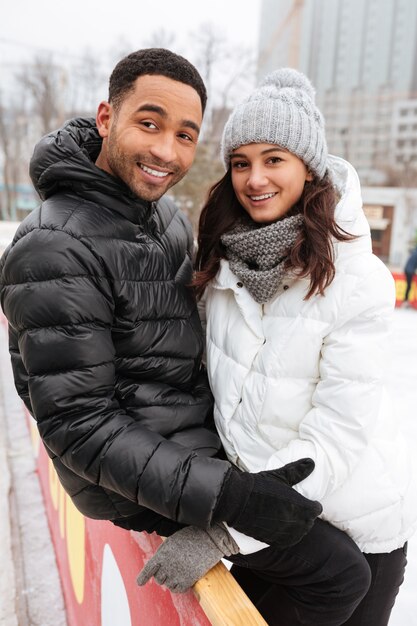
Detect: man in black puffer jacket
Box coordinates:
(0, 49, 320, 547)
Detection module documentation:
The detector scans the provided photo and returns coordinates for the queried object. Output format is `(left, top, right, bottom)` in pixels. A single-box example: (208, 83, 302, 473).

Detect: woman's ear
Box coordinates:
(306, 170, 314, 182)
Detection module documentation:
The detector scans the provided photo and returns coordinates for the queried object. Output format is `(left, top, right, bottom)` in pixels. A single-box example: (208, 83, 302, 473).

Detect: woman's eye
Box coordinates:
(268, 157, 282, 164)
(232, 161, 248, 169)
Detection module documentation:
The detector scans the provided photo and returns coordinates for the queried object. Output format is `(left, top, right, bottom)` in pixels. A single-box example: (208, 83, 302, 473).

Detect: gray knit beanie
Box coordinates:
(221, 68, 328, 179)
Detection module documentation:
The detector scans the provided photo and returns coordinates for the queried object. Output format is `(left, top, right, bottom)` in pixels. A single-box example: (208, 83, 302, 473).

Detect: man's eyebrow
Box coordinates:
(182, 120, 200, 135)
(136, 103, 166, 116)
(135, 104, 200, 135)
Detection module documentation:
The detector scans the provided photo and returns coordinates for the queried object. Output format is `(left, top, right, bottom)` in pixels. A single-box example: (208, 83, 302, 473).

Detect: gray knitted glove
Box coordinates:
(136, 523, 239, 593)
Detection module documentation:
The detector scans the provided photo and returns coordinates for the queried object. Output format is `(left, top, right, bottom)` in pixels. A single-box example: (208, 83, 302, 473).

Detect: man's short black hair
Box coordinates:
(108, 48, 207, 113)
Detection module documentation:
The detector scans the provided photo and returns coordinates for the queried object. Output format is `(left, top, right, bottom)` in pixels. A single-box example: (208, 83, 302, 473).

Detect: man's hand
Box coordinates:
(136, 524, 239, 593)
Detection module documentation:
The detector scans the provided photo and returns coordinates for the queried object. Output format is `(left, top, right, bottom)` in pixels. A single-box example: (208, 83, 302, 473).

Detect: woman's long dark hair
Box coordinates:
(194, 168, 355, 300)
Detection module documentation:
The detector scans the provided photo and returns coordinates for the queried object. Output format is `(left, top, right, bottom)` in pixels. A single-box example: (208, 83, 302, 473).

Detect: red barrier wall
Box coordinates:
(26, 419, 211, 626)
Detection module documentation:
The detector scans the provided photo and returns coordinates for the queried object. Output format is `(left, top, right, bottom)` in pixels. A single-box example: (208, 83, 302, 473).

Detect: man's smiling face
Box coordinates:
(95, 74, 202, 201)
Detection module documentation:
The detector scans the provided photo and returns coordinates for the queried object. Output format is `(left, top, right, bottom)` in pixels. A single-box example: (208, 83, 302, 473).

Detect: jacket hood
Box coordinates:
(328, 154, 370, 240)
(29, 117, 152, 223)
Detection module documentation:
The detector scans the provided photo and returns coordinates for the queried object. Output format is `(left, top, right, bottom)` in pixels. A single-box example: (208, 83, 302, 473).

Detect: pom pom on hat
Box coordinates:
(221, 67, 328, 179)
(260, 68, 316, 100)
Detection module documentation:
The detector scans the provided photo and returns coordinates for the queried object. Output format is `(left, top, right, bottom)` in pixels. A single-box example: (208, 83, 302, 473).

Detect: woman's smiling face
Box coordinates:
(230, 143, 313, 223)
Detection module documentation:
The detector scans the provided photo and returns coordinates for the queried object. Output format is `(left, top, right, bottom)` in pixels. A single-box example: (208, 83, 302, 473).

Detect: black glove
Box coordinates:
(214, 458, 322, 548)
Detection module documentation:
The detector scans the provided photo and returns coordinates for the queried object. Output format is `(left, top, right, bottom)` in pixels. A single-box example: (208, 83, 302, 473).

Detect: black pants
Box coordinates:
(227, 519, 407, 626)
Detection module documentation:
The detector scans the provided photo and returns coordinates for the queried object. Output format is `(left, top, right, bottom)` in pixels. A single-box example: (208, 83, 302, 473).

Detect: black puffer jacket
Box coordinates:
(0, 118, 230, 535)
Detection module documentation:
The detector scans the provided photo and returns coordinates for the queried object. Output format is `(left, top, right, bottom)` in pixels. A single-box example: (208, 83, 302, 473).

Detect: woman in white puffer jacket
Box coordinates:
(202, 153, 415, 554)
(193, 69, 417, 625)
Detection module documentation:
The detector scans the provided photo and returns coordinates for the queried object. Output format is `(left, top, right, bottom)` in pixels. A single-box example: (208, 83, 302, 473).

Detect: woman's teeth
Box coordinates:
(250, 193, 276, 200)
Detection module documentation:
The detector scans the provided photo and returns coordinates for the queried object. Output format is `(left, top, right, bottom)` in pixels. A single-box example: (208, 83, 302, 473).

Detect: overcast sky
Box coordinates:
(1, 0, 261, 68)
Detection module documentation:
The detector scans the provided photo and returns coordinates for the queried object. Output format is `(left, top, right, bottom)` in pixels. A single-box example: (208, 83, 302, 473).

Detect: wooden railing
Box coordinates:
(194, 561, 268, 625)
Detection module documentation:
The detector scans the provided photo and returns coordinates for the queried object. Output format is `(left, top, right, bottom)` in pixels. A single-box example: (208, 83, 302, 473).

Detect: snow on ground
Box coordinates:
(386, 308, 417, 626)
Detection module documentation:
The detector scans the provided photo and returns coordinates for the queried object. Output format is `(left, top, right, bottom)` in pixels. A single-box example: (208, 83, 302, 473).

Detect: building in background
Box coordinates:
(392, 99, 417, 172)
(258, 0, 417, 185)
(257, 0, 417, 266)
(362, 186, 417, 268)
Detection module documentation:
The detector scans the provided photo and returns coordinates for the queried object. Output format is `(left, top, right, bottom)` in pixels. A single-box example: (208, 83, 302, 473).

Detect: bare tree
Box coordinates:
(191, 23, 227, 93)
(1, 54, 71, 222)
(145, 28, 177, 50)
(0, 95, 13, 220)
(189, 22, 226, 132)
(0, 92, 32, 221)
(188, 23, 255, 148)
(170, 142, 224, 232)
(16, 54, 68, 135)
(67, 49, 107, 117)
(209, 46, 255, 145)
(108, 38, 137, 68)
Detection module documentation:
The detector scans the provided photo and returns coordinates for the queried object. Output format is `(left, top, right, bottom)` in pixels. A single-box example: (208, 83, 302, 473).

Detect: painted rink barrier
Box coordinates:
(393, 272, 417, 308)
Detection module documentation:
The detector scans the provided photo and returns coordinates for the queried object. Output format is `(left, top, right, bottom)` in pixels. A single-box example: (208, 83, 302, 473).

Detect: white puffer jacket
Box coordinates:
(204, 156, 417, 553)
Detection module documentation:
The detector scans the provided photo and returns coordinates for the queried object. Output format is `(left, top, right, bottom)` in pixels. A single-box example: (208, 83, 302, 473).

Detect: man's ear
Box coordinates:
(96, 101, 112, 138)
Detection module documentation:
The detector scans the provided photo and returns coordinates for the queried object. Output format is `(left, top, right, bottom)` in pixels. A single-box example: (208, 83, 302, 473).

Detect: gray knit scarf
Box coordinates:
(221, 214, 304, 304)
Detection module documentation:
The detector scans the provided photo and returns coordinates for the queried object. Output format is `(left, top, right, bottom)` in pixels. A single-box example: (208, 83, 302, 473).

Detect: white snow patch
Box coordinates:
(387, 309, 417, 625)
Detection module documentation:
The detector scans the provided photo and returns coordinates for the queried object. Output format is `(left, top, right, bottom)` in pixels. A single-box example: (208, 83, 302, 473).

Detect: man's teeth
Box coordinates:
(140, 164, 169, 178)
(250, 193, 276, 200)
